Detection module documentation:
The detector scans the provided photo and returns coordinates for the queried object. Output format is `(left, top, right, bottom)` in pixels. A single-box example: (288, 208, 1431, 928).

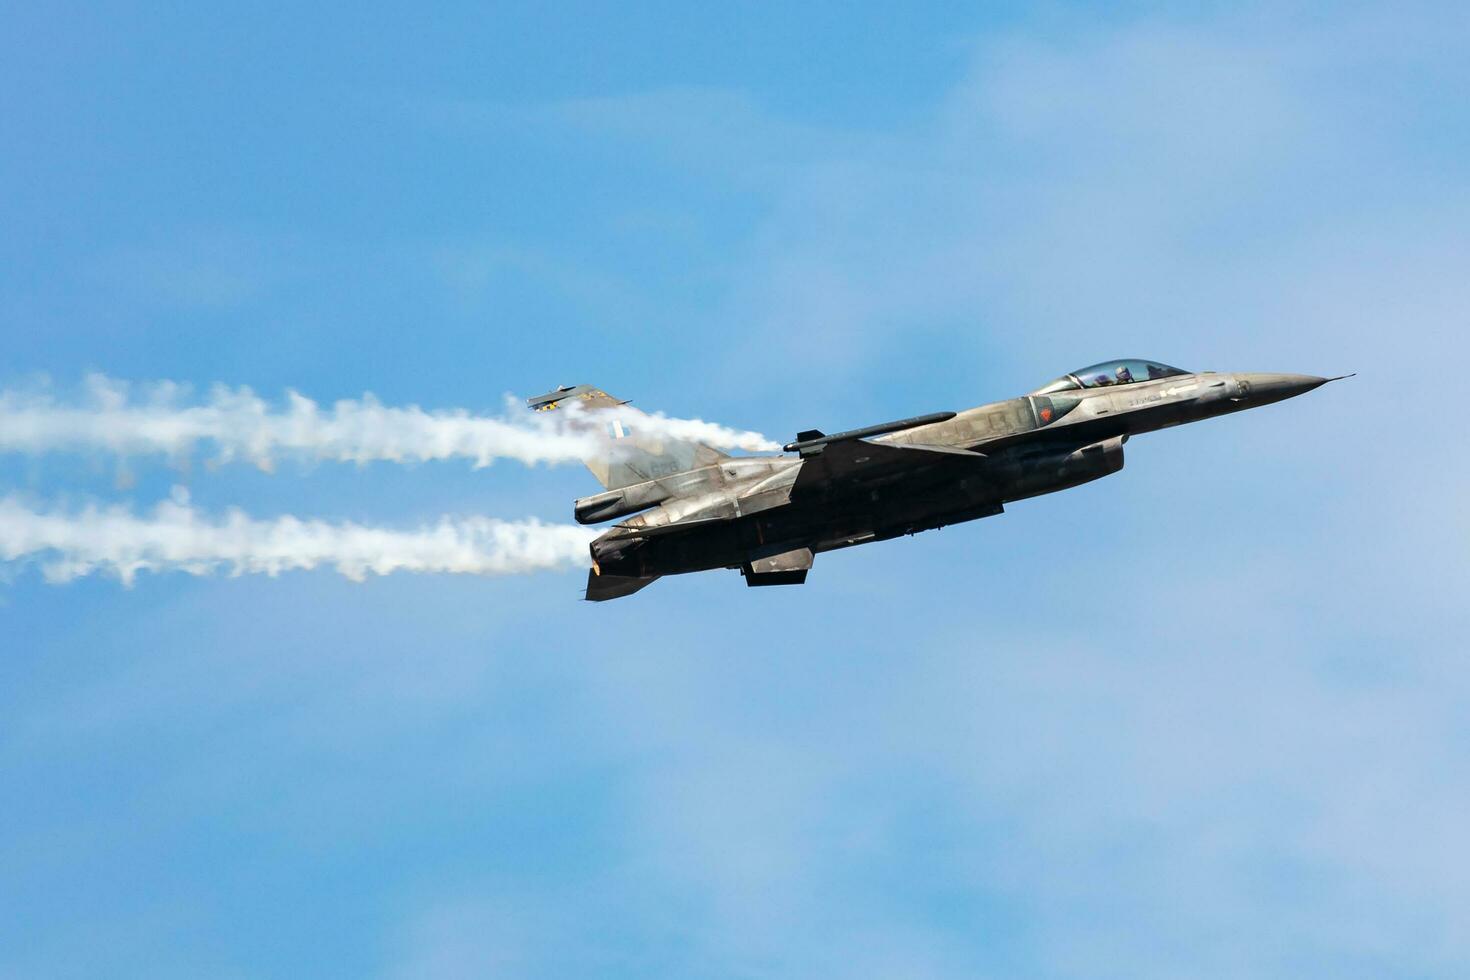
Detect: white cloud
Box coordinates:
(9, 6, 1469, 979)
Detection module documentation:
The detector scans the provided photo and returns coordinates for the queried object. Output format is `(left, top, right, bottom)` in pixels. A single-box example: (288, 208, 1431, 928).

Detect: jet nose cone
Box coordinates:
(1239, 373, 1334, 404)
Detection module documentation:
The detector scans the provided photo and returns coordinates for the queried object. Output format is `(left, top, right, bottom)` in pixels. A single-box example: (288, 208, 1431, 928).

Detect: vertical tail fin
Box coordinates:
(527, 384, 728, 490)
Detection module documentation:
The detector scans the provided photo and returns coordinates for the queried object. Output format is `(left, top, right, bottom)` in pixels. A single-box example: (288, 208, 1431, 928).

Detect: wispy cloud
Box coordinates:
(552, 11, 1469, 407)
(6, 4, 1469, 978)
(89, 231, 293, 311)
(353, 8, 1470, 977)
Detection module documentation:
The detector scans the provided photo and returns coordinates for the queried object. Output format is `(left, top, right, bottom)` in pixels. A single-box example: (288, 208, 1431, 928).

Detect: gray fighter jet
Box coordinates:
(529, 360, 1346, 600)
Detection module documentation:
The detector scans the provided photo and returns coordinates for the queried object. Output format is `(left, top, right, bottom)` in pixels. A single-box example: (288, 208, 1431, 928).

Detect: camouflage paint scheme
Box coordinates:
(529, 361, 1346, 600)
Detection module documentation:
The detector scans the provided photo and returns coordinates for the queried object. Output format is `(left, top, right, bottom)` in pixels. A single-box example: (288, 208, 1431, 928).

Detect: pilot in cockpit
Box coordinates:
(1115, 365, 1135, 384)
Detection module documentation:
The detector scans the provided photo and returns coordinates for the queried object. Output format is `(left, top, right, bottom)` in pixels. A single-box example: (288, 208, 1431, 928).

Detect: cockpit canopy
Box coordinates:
(1032, 359, 1190, 394)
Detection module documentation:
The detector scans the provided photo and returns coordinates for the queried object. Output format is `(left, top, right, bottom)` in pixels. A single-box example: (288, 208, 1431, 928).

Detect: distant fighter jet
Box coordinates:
(529, 360, 1347, 600)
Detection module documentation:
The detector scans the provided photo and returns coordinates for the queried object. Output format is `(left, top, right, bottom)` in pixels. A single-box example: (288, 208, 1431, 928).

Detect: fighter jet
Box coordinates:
(529, 360, 1346, 600)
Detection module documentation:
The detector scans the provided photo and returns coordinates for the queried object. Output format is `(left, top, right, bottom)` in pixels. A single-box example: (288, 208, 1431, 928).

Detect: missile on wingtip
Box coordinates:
(783, 412, 958, 455)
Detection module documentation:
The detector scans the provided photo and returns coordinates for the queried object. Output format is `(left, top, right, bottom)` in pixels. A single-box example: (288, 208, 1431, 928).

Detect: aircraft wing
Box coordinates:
(792, 438, 986, 497)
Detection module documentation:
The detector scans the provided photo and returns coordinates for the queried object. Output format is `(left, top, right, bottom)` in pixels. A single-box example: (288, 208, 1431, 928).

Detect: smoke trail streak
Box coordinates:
(0, 375, 780, 469)
(0, 495, 596, 585)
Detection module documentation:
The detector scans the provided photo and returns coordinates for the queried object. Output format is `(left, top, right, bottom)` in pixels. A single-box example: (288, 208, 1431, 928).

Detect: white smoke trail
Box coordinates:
(0, 375, 781, 470)
(0, 494, 597, 585)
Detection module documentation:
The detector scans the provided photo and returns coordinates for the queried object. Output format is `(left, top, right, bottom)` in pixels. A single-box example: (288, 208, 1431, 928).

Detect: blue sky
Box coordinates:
(2, 2, 1468, 977)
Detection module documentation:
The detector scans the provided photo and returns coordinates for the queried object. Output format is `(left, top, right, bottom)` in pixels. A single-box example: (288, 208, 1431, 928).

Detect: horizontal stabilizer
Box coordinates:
(586, 570, 660, 602)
